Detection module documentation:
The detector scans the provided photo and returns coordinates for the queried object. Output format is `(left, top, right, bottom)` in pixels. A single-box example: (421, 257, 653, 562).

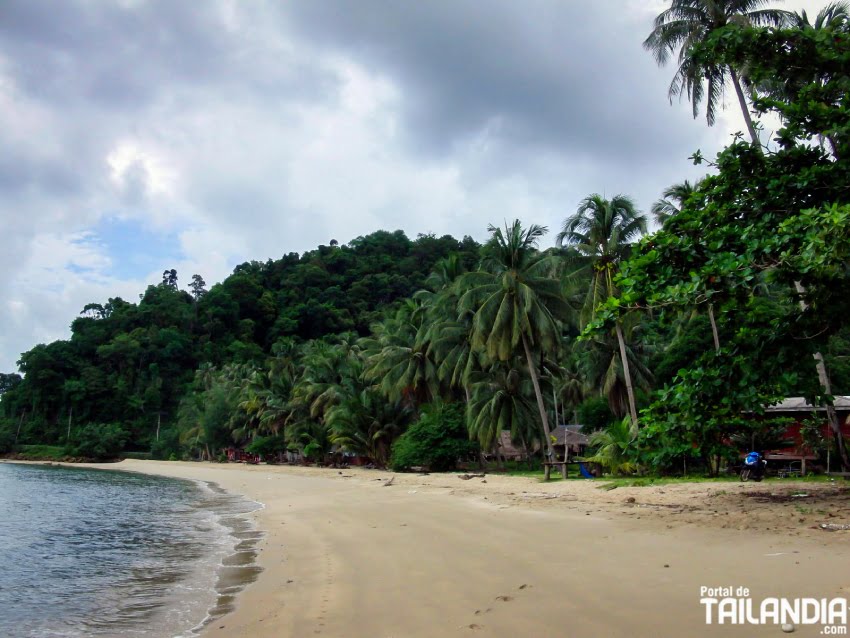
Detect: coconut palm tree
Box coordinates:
(363, 300, 440, 408)
(650, 179, 700, 226)
(644, 0, 792, 144)
(558, 194, 647, 427)
(791, 1, 849, 29)
(458, 220, 572, 459)
(467, 363, 538, 462)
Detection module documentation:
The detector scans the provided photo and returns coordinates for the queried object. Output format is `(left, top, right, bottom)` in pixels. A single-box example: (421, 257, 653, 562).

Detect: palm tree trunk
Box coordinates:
(794, 282, 850, 471)
(708, 304, 721, 353)
(729, 67, 759, 146)
(615, 321, 639, 428)
(521, 333, 555, 459)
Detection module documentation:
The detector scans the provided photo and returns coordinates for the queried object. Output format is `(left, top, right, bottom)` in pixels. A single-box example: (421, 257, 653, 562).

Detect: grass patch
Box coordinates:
(596, 474, 835, 489)
(13, 445, 67, 460)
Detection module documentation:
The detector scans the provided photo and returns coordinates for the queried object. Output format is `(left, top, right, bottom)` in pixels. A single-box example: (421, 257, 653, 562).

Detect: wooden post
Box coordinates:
(66, 407, 73, 441)
(561, 463, 568, 479)
(801, 458, 806, 477)
(544, 464, 551, 481)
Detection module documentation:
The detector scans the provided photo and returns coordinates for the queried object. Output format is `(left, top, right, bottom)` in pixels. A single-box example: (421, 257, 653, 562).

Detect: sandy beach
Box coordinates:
(31, 460, 850, 637)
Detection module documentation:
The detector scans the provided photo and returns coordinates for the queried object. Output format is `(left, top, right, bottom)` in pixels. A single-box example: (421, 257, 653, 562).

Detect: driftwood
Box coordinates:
(818, 523, 850, 531)
(458, 473, 486, 480)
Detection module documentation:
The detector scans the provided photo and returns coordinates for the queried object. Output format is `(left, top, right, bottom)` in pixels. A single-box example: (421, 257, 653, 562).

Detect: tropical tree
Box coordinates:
(558, 194, 647, 426)
(459, 221, 571, 458)
(643, 0, 792, 144)
(790, 1, 849, 30)
(650, 179, 700, 226)
(582, 417, 640, 476)
(466, 363, 538, 460)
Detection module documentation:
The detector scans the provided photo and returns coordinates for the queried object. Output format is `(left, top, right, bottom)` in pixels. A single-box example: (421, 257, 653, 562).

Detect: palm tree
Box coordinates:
(791, 1, 849, 29)
(644, 0, 792, 144)
(650, 179, 700, 226)
(459, 220, 572, 459)
(363, 300, 440, 408)
(467, 363, 538, 462)
(558, 194, 647, 427)
(582, 417, 640, 476)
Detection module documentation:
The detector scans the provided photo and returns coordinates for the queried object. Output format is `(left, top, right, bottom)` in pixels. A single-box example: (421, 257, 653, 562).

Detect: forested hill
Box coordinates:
(0, 230, 480, 448)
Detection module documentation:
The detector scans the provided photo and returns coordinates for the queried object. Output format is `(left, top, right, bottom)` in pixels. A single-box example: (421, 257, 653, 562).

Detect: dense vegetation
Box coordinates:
(2, 2, 849, 473)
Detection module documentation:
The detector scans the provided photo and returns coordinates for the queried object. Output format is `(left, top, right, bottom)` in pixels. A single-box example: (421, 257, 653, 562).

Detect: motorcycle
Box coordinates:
(740, 452, 766, 482)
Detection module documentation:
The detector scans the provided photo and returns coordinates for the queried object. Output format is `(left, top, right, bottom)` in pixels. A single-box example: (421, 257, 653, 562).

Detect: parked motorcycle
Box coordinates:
(740, 451, 766, 482)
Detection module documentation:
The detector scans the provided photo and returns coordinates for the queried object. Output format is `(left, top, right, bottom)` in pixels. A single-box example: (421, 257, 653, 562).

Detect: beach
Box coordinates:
(54, 461, 850, 637)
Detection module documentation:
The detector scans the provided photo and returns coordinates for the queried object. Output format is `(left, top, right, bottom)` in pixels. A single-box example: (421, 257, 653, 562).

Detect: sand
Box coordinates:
(23, 460, 850, 637)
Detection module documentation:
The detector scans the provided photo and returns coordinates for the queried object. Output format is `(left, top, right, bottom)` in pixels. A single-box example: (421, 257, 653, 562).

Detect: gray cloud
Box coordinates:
(281, 0, 712, 164)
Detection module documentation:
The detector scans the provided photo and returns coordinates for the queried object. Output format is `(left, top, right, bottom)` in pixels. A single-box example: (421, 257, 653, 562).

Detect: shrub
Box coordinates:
(390, 403, 478, 472)
(0, 420, 15, 454)
(66, 423, 128, 460)
(150, 428, 181, 460)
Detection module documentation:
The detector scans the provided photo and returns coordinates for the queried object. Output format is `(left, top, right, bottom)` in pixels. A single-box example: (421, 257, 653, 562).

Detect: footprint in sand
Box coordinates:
(518, 584, 530, 590)
(495, 595, 513, 602)
(466, 624, 483, 630)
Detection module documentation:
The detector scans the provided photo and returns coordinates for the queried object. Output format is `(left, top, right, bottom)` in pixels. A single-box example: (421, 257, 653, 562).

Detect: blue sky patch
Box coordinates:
(92, 217, 183, 280)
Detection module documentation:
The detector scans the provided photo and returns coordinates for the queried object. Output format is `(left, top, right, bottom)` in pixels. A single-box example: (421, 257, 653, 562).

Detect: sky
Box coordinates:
(0, 0, 831, 373)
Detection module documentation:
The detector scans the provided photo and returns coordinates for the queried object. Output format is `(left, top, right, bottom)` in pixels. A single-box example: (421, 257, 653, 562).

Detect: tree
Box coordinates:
(650, 179, 700, 226)
(466, 363, 538, 458)
(190, 274, 208, 301)
(558, 194, 647, 427)
(459, 221, 571, 458)
(162, 269, 178, 289)
(643, 0, 791, 143)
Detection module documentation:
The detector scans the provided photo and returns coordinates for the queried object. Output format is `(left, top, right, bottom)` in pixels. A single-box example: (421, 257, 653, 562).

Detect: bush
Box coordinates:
(66, 423, 128, 460)
(390, 403, 478, 472)
(0, 420, 15, 454)
(13, 444, 66, 460)
(150, 428, 181, 460)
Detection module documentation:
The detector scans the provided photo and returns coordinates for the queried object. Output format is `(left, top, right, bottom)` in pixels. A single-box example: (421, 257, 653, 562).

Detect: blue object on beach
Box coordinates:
(578, 462, 595, 479)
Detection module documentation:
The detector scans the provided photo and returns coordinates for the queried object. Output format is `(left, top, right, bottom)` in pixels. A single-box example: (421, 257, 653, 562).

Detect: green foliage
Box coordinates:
(244, 435, 287, 458)
(582, 417, 640, 476)
(150, 428, 182, 460)
(66, 423, 128, 460)
(390, 403, 478, 472)
(0, 421, 16, 453)
(576, 397, 615, 434)
(13, 445, 67, 460)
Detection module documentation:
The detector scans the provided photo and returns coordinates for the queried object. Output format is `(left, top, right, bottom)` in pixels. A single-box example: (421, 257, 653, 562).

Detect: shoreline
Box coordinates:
(7, 459, 850, 637)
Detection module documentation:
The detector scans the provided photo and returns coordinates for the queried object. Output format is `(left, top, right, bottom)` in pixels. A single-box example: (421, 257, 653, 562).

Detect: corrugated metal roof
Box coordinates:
(765, 397, 850, 412)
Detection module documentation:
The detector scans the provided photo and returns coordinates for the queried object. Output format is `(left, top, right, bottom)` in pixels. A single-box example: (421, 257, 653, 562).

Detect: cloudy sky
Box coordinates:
(0, 0, 829, 372)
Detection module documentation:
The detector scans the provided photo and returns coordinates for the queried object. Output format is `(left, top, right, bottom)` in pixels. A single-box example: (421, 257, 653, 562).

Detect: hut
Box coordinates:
(759, 397, 850, 475)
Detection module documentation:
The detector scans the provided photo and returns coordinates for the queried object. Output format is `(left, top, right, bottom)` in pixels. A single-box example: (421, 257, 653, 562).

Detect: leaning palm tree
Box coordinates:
(558, 194, 647, 427)
(644, 0, 792, 144)
(459, 220, 572, 459)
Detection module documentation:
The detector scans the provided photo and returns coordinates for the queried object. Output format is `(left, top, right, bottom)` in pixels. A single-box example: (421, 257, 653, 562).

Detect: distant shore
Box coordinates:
(10, 459, 850, 637)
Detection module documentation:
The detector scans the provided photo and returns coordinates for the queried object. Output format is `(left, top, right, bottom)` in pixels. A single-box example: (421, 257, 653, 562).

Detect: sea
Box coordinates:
(0, 462, 263, 638)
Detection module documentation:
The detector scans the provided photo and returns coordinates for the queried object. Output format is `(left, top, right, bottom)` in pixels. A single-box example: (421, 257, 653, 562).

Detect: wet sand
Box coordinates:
(67, 461, 850, 636)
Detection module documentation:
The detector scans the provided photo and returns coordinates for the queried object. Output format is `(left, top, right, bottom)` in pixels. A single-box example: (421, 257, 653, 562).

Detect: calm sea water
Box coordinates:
(0, 463, 262, 638)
